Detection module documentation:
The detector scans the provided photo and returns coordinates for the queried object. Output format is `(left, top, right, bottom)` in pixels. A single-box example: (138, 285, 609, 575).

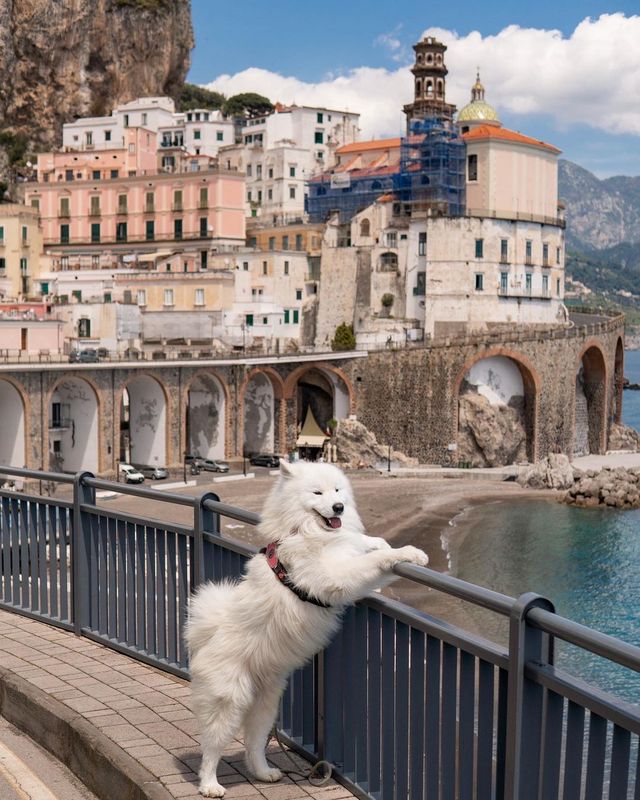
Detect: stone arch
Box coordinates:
(415, 78, 422, 97)
(184, 370, 229, 460)
(573, 342, 608, 456)
(239, 367, 285, 457)
(0, 378, 26, 470)
(436, 78, 444, 97)
(425, 79, 434, 95)
(120, 373, 169, 467)
(284, 363, 355, 414)
(48, 375, 100, 473)
(614, 336, 624, 424)
(285, 364, 354, 458)
(453, 349, 540, 465)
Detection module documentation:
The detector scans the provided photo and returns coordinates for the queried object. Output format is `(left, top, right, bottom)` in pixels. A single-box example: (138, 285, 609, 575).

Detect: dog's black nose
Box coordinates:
(332, 503, 344, 515)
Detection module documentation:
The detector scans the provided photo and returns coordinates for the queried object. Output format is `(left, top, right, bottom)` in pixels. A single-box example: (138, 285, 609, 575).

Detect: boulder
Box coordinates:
(457, 393, 527, 467)
(518, 453, 575, 490)
(608, 423, 640, 452)
(332, 418, 418, 470)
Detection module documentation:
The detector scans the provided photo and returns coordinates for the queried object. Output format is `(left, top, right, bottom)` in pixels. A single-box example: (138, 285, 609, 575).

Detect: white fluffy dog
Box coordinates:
(187, 460, 429, 798)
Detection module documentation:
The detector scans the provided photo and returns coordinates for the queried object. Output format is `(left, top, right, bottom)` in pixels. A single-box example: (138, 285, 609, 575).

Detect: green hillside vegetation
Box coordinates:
(566, 246, 640, 297)
(177, 84, 274, 119)
(178, 83, 225, 112)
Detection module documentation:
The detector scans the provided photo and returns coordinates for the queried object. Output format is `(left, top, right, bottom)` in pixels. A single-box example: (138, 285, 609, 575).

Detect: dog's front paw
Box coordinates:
(252, 767, 283, 783)
(199, 780, 226, 797)
(393, 545, 429, 568)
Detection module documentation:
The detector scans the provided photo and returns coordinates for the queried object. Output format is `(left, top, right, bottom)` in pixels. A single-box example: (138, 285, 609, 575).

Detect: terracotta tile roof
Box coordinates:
(377, 193, 396, 202)
(462, 125, 561, 154)
(336, 137, 402, 154)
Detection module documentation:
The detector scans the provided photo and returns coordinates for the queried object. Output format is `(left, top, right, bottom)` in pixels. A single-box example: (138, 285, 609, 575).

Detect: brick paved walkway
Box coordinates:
(0, 609, 355, 799)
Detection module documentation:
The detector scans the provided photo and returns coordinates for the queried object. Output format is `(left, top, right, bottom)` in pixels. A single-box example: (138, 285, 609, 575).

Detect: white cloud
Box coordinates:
(204, 14, 640, 140)
(374, 25, 410, 64)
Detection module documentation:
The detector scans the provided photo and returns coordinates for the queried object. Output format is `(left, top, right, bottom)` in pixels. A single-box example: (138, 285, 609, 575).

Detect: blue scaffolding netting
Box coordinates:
(307, 116, 466, 223)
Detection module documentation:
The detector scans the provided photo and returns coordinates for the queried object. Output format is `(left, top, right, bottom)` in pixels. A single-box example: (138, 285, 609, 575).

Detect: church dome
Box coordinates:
(457, 71, 500, 124)
(458, 100, 500, 122)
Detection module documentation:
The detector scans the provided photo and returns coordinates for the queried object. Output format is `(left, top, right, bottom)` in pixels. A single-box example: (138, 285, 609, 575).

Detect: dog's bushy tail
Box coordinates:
(185, 580, 235, 657)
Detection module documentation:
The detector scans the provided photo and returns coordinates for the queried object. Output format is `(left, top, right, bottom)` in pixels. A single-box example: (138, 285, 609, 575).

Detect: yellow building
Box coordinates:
(246, 222, 324, 255)
(0, 204, 47, 300)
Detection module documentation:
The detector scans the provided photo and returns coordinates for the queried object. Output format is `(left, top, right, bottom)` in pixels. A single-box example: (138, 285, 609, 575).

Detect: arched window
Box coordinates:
(426, 80, 434, 96)
(379, 252, 398, 271)
(416, 78, 422, 97)
(426, 54, 433, 64)
(436, 79, 444, 97)
(360, 219, 370, 237)
(371, 180, 382, 191)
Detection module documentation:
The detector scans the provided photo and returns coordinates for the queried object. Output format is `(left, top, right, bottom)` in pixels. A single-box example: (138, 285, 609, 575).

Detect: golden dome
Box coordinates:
(457, 70, 500, 123)
(458, 100, 500, 122)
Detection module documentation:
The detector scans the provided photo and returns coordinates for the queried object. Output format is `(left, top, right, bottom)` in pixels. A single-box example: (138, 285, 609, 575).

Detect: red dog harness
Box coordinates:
(260, 542, 331, 608)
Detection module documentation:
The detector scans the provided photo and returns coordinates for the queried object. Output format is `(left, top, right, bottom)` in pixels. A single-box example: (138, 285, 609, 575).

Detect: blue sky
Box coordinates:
(189, 3, 640, 177)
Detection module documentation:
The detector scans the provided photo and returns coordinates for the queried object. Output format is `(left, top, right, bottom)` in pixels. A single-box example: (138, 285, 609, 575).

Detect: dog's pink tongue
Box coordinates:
(328, 517, 342, 529)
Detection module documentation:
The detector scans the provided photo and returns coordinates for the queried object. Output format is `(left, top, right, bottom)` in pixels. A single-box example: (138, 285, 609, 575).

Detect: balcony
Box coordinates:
(172, 203, 183, 212)
(58, 210, 70, 219)
(117, 207, 128, 216)
(89, 208, 101, 217)
(144, 204, 155, 214)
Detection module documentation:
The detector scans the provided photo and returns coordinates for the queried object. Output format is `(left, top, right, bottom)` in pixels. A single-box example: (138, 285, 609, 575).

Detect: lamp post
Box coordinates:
(388, 444, 392, 473)
(183, 452, 187, 484)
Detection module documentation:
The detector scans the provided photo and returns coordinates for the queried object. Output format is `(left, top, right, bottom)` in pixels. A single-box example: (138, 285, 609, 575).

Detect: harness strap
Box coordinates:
(260, 542, 332, 608)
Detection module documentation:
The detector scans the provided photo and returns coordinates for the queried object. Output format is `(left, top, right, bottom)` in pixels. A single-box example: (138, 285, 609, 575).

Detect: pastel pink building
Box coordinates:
(25, 128, 246, 265)
(0, 318, 64, 355)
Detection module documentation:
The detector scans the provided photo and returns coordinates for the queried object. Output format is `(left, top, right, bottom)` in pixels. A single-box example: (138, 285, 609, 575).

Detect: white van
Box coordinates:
(119, 464, 145, 484)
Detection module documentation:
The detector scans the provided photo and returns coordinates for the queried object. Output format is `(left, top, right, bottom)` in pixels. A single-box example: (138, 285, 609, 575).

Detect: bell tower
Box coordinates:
(403, 36, 457, 131)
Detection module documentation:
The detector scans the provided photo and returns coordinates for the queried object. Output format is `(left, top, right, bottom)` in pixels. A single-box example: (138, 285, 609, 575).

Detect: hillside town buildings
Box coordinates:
(2, 31, 621, 475)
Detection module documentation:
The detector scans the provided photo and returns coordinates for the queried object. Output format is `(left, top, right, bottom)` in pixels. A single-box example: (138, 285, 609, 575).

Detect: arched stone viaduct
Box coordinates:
(0, 313, 625, 475)
(341, 313, 625, 466)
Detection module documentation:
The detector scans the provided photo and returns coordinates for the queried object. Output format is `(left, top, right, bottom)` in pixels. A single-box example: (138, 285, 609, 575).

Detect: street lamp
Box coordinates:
(387, 444, 392, 473)
(183, 451, 187, 484)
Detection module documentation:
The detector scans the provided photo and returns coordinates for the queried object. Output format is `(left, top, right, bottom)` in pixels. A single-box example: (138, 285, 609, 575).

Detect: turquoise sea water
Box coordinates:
(447, 499, 640, 702)
(622, 349, 640, 431)
(444, 353, 640, 703)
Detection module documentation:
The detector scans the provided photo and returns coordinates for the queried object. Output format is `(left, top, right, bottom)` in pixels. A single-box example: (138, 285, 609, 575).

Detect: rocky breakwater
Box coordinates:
(0, 0, 193, 152)
(566, 468, 640, 509)
(519, 453, 640, 509)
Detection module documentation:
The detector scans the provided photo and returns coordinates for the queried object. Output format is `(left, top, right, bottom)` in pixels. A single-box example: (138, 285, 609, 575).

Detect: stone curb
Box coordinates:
(0, 665, 174, 800)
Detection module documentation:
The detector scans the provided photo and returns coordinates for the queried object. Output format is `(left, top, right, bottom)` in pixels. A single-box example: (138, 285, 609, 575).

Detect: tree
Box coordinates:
(178, 83, 226, 112)
(381, 293, 395, 308)
(222, 93, 274, 118)
(331, 323, 356, 352)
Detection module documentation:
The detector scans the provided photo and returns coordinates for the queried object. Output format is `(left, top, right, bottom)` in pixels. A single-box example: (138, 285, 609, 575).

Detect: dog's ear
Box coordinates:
(279, 460, 297, 479)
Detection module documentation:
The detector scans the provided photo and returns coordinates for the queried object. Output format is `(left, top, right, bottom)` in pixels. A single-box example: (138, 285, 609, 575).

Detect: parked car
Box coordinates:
(198, 459, 230, 473)
(69, 348, 99, 363)
(138, 466, 168, 480)
(119, 464, 145, 484)
(249, 453, 281, 468)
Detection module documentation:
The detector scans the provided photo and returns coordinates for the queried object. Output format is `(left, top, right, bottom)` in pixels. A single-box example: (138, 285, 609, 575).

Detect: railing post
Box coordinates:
(504, 592, 555, 800)
(72, 471, 95, 636)
(193, 492, 220, 590)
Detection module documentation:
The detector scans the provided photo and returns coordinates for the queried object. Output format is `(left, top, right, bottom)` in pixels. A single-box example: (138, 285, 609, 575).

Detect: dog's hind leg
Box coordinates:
(197, 700, 245, 798)
(243, 681, 286, 783)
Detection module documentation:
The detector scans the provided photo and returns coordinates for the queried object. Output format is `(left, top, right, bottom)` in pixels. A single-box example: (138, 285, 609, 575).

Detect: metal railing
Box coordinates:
(0, 466, 637, 799)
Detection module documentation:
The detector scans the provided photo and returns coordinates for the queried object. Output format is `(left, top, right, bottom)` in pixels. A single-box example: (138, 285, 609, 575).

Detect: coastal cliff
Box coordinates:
(0, 0, 193, 152)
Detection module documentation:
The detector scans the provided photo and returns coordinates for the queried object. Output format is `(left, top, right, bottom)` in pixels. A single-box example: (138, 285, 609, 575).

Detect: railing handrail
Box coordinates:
(2, 465, 639, 678)
(1, 466, 638, 798)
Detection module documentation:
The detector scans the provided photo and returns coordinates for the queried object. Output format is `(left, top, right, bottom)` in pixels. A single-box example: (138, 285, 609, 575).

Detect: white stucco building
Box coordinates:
(220, 104, 360, 223)
(62, 97, 235, 159)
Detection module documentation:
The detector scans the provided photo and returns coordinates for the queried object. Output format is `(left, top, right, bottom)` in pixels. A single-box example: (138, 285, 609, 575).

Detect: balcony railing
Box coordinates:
(0, 466, 637, 800)
(45, 230, 216, 247)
